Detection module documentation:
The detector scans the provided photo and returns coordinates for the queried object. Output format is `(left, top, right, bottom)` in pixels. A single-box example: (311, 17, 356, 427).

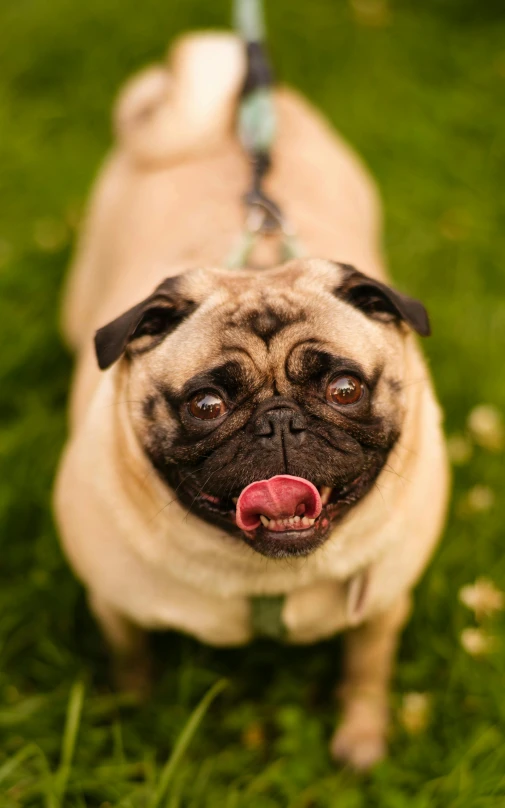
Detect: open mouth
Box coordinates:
(174, 467, 380, 558)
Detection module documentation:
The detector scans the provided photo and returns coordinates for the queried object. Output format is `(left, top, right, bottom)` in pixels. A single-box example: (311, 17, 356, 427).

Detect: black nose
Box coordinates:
(252, 400, 307, 450)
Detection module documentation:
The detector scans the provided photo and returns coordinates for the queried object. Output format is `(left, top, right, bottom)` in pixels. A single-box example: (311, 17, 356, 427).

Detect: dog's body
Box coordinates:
(54, 33, 448, 769)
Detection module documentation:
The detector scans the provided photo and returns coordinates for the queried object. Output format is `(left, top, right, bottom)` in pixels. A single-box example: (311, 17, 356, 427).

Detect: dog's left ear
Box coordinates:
(336, 264, 431, 337)
(94, 278, 196, 370)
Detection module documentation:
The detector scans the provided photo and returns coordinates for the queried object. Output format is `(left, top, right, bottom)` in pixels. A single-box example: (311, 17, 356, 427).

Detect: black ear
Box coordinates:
(94, 279, 196, 370)
(336, 264, 431, 337)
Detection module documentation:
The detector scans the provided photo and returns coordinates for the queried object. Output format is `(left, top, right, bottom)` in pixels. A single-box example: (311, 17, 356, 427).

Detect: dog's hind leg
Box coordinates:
(330, 593, 411, 770)
(89, 591, 152, 698)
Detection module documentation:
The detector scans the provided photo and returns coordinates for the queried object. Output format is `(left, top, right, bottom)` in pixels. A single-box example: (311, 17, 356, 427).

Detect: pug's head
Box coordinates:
(95, 259, 430, 558)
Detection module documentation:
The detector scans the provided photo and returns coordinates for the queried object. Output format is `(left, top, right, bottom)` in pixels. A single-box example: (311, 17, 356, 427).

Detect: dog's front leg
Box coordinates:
(330, 593, 411, 770)
(89, 591, 152, 697)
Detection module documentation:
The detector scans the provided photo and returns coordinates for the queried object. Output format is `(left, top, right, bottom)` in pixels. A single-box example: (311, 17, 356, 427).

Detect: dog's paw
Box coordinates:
(330, 721, 386, 771)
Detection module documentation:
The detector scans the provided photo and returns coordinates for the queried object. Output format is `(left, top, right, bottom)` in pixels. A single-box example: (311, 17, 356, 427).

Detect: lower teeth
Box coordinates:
(259, 516, 316, 530)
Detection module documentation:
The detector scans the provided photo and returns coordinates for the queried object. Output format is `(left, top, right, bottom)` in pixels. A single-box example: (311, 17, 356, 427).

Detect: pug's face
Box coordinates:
(95, 259, 430, 558)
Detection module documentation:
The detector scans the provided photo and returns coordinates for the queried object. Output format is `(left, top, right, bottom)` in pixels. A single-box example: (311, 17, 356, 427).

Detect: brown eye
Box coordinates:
(326, 375, 363, 406)
(188, 390, 228, 420)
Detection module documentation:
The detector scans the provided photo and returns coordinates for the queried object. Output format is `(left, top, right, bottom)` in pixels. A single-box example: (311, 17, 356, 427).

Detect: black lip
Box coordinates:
(241, 524, 330, 559)
(170, 477, 366, 559)
(160, 452, 388, 559)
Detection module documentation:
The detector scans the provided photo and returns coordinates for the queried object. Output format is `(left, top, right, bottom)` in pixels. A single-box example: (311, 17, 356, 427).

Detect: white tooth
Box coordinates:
(302, 516, 310, 526)
(308, 518, 315, 526)
(260, 515, 269, 527)
(269, 519, 277, 528)
(320, 486, 332, 505)
(294, 516, 301, 523)
(232, 497, 238, 504)
(289, 517, 295, 525)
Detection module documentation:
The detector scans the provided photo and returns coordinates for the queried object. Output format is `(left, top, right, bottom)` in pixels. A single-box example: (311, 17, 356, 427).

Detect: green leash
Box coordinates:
(251, 595, 286, 640)
(231, 1, 307, 636)
(227, 0, 303, 268)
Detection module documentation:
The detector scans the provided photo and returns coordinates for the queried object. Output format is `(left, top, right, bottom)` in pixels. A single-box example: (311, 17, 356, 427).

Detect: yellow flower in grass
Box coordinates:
(399, 693, 431, 735)
(467, 404, 504, 452)
(460, 627, 496, 657)
(464, 485, 495, 513)
(447, 434, 473, 465)
(459, 578, 504, 621)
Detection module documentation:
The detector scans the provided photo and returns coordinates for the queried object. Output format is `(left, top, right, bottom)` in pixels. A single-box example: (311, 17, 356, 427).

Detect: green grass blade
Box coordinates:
(0, 743, 42, 785)
(112, 719, 126, 765)
(52, 679, 85, 807)
(149, 678, 228, 808)
(0, 742, 53, 807)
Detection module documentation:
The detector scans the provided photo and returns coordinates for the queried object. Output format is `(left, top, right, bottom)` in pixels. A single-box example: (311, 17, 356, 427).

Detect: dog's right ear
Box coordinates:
(94, 279, 196, 370)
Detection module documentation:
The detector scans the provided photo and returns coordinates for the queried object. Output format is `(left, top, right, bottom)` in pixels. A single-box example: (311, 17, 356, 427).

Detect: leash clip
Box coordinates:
(227, 189, 302, 269)
(244, 189, 295, 239)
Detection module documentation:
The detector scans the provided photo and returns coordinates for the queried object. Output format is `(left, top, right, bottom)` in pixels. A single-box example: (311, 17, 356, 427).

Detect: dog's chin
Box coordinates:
(169, 462, 385, 559)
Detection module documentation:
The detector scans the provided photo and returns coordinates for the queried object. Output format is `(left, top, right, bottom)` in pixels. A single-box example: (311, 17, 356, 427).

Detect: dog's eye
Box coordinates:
(326, 375, 363, 406)
(188, 390, 228, 420)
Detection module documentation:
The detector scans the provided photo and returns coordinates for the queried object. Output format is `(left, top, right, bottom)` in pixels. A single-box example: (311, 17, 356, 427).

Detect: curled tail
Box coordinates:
(114, 32, 246, 166)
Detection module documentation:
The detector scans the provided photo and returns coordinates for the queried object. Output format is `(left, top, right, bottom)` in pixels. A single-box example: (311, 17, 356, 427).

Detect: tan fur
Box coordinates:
(54, 32, 448, 769)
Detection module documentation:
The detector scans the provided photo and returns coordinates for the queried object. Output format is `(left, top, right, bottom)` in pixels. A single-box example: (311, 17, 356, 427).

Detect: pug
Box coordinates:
(54, 32, 449, 770)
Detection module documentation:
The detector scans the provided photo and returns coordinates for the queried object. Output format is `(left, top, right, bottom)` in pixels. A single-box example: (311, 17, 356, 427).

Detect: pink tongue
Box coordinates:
(236, 475, 322, 531)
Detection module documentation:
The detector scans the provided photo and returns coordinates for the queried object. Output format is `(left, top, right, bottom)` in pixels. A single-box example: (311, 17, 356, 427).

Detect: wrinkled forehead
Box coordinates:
(154, 261, 396, 389)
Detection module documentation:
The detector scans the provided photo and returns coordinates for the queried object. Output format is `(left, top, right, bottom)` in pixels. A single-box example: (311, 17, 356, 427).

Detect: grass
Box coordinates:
(1, 0, 505, 804)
